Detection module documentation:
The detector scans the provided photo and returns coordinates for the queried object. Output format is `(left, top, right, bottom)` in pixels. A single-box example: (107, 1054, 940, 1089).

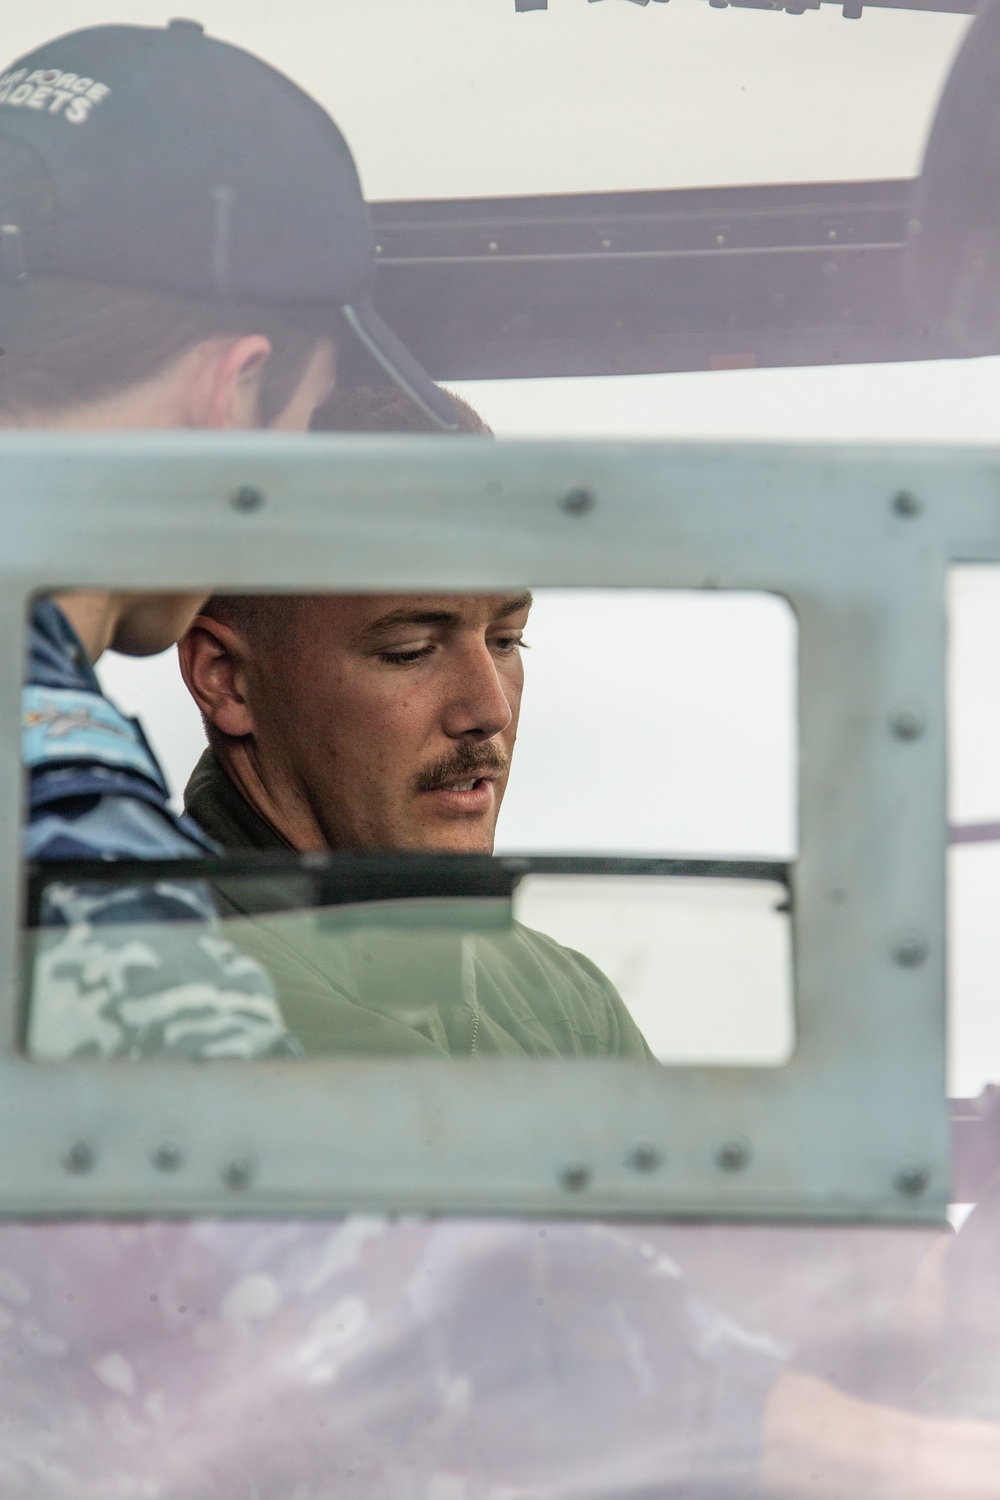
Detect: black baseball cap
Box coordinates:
(0, 18, 460, 429)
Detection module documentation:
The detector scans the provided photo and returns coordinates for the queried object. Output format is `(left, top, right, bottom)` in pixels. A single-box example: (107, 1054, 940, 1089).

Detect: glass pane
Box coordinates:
(1, 1207, 999, 1495)
(514, 873, 794, 1063)
(23, 855, 793, 1064)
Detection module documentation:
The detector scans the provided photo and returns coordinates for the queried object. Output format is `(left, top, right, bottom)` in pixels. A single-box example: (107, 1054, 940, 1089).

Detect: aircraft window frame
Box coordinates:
(0, 430, 959, 1223)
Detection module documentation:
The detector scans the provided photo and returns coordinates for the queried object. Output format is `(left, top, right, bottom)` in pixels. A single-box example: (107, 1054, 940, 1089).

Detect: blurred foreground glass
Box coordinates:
(515, 873, 792, 1064)
(22, 856, 793, 1064)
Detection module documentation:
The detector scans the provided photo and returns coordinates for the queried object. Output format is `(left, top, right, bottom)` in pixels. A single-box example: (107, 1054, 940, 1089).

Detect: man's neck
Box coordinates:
(50, 591, 125, 663)
(213, 739, 329, 853)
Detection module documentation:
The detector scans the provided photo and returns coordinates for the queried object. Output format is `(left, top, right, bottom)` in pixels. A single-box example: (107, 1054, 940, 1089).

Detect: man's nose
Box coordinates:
(441, 642, 514, 741)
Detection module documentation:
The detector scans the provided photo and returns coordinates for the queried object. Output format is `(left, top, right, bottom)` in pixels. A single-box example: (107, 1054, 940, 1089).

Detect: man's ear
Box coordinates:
(185, 336, 273, 430)
(178, 616, 256, 738)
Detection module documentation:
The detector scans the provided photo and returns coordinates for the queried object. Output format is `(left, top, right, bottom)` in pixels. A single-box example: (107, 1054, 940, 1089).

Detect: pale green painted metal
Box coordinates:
(0, 431, 978, 1222)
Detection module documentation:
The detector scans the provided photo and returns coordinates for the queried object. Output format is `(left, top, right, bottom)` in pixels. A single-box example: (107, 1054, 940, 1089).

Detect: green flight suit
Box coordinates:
(185, 749, 654, 1061)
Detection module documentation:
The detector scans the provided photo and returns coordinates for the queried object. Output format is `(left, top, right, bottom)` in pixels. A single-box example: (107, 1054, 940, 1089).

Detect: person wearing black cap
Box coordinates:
(0, 18, 459, 429)
(2, 18, 459, 1059)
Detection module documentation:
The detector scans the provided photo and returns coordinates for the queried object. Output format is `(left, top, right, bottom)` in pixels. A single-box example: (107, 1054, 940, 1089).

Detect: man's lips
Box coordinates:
(419, 769, 500, 815)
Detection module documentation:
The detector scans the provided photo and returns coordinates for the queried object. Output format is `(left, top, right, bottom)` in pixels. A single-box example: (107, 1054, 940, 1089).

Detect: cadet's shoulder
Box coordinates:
(27, 598, 99, 691)
(26, 791, 213, 863)
(23, 600, 218, 861)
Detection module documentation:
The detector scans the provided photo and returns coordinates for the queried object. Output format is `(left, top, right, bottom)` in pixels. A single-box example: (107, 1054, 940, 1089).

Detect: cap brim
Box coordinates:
(340, 296, 461, 431)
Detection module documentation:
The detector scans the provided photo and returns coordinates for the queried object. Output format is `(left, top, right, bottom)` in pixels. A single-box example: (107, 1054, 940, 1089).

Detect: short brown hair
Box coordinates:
(0, 276, 335, 424)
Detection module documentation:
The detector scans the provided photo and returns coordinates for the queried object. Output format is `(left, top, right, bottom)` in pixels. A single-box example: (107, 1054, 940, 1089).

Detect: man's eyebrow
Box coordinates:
(357, 592, 533, 641)
(491, 591, 533, 620)
(355, 606, 460, 641)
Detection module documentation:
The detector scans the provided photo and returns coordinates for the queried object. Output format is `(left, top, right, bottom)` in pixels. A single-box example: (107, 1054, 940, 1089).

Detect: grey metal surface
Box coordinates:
(369, 180, 922, 381)
(0, 431, 981, 1222)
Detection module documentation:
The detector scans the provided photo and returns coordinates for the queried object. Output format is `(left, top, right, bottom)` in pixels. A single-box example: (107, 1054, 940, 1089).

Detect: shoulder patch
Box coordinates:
(23, 686, 164, 786)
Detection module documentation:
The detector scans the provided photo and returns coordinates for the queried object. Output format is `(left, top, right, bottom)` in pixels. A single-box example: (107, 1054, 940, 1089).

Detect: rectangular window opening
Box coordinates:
(24, 586, 798, 1067)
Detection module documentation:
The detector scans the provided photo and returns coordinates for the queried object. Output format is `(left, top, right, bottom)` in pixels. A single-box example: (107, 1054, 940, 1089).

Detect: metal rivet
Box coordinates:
(560, 487, 595, 517)
(827, 229, 838, 242)
(600, 237, 612, 250)
(64, 1141, 94, 1175)
(231, 484, 263, 513)
(374, 243, 384, 255)
(716, 1140, 750, 1173)
(626, 1143, 662, 1173)
(892, 489, 922, 517)
(151, 1142, 184, 1173)
(891, 930, 928, 967)
(890, 708, 925, 741)
(895, 1164, 929, 1198)
(560, 1163, 591, 1192)
(715, 233, 726, 246)
(487, 240, 499, 253)
(221, 1156, 254, 1190)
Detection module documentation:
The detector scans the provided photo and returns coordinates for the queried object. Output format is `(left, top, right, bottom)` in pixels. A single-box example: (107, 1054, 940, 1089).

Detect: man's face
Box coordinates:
(243, 592, 531, 853)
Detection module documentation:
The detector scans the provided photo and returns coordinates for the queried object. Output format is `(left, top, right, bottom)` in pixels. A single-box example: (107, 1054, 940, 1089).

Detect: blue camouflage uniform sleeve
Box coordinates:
(23, 680, 300, 1061)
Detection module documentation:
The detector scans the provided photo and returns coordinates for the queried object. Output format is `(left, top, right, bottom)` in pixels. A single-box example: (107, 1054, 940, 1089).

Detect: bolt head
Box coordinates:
(231, 484, 263, 513)
(64, 1141, 94, 1175)
(716, 1139, 751, 1173)
(890, 709, 925, 741)
(892, 930, 928, 968)
(895, 1164, 929, 1198)
(626, 1143, 662, 1173)
(151, 1142, 184, 1173)
(222, 1156, 254, 1190)
(560, 487, 595, 517)
(892, 489, 922, 517)
(560, 1162, 591, 1192)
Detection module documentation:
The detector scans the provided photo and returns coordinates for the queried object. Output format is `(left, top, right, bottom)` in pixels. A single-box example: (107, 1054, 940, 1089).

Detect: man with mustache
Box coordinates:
(178, 570, 650, 1057)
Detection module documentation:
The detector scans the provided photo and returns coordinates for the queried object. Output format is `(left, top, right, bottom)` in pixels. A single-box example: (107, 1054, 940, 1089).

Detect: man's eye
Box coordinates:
(378, 644, 435, 665)
(493, 635, 526, 655)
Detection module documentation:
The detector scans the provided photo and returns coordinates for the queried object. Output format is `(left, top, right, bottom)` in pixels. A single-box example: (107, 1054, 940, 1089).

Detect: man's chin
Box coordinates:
(400, 821, 496, 856)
